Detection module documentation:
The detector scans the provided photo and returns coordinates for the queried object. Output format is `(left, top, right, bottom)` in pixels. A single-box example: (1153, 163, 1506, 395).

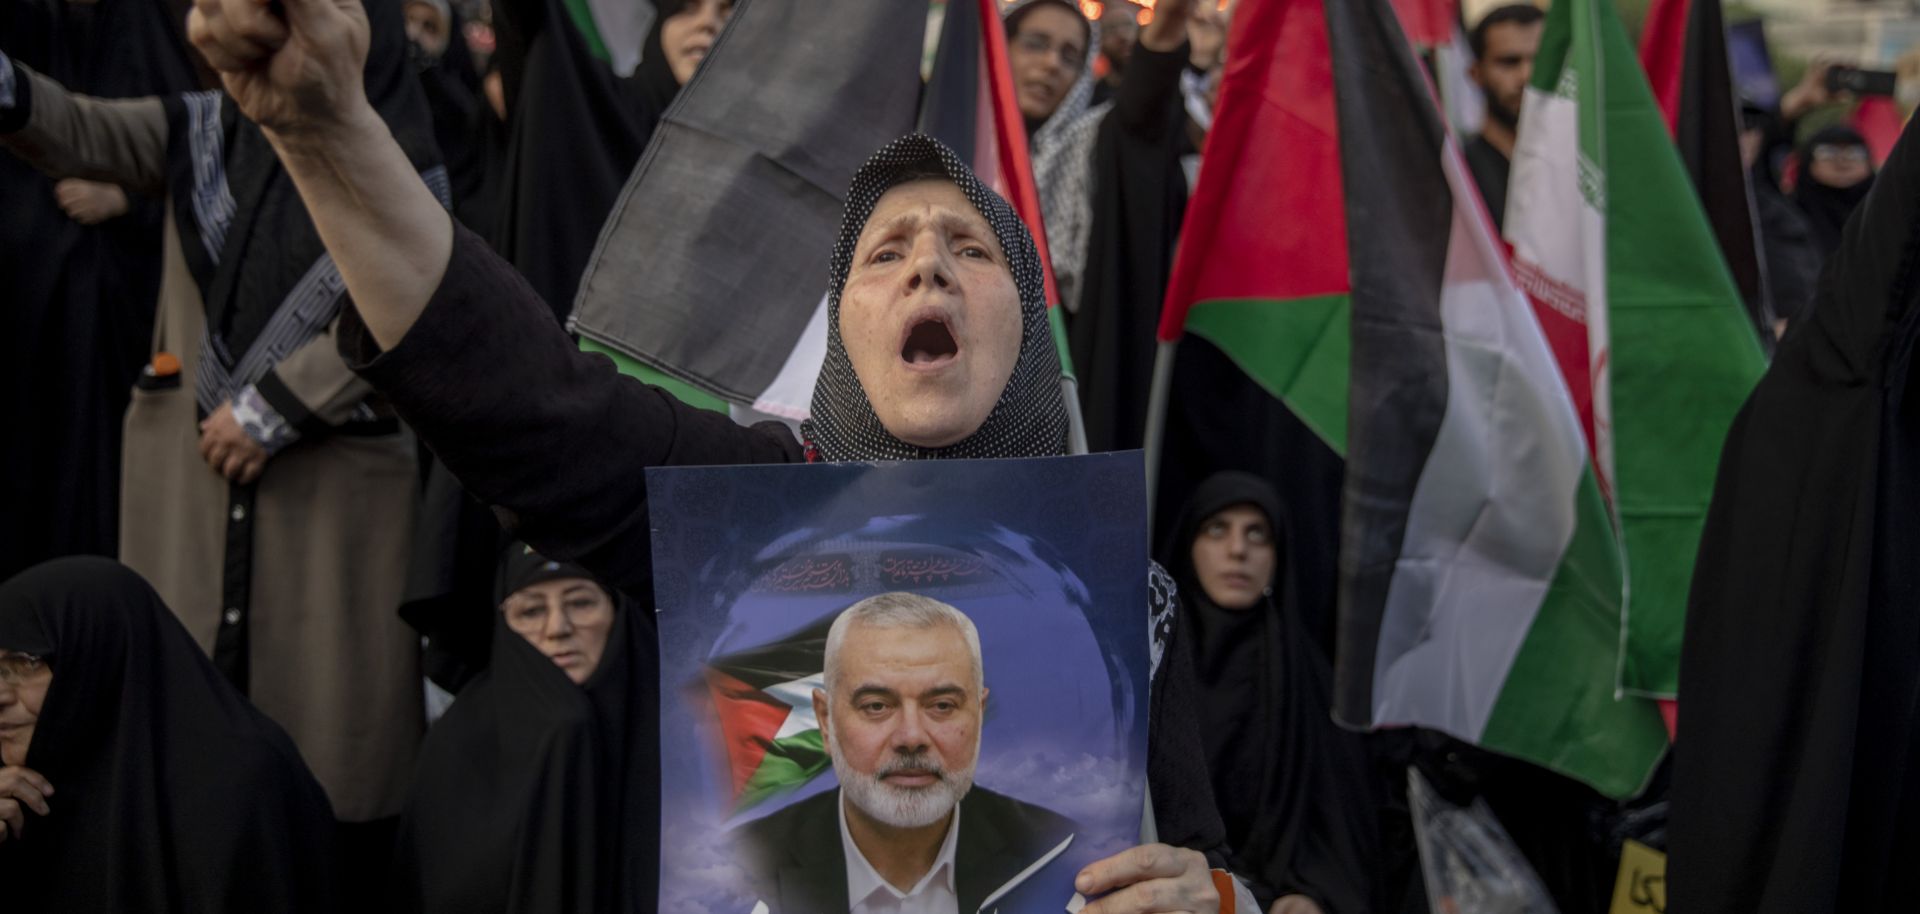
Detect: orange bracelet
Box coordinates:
(1210, 869, 1237, 914)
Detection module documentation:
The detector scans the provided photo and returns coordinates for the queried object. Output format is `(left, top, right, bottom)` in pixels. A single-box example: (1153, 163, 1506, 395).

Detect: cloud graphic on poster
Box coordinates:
(660, 818, 760, 914)
(976, 751, 1144, 859)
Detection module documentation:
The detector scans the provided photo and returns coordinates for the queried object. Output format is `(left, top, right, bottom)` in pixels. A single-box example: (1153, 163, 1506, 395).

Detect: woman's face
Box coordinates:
(1008, 4, 1087, 122)
(0, 652, 51, 767)
(1189, 504, 1276, 611)
(1809, 142, 1872, 190)
(839, 179, 1023, 449)
(402, 0, 450, 58)
(660, 0, 735, 86)
(501, 579, 615, 685)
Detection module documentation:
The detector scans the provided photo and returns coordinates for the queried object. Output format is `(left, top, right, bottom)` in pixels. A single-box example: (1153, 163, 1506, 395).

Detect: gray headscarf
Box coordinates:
(1008, 0, 1110, 313)
(801, 134, 1070, 461)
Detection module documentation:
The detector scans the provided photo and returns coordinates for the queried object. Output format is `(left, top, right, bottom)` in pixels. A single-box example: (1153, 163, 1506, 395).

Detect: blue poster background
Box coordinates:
(648, 453, 1150, 914)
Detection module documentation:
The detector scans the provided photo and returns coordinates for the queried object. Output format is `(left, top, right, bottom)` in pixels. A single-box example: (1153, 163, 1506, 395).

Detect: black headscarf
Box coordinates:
(163, 0, 442, 417)
(801, 133, 1070, 460)
(0, 558, 337, 913)
(1792, 125, 1876, 259)
(395, 550, 657, 914)
(1160, 473, 1381, 913)
(491, 0, 684, 318)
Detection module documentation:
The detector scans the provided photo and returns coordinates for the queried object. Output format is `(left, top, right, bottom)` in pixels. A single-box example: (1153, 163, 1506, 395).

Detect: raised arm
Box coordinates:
(0, 56, 170, 195)
(187, 0, 449, 349)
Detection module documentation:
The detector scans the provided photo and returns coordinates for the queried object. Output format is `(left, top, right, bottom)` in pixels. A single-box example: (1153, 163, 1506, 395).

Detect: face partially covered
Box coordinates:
(816, 621, 985, 829)
(0, 651, 50, 767)
(501, 578, 615, 685)
(661, 0, 735, 86)
(1471, 20, 1544, 129)
(838, 179, 1024, 449)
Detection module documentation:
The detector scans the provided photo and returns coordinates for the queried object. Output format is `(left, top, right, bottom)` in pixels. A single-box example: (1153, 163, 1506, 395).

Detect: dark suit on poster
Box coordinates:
(737, 785, 1080, 913)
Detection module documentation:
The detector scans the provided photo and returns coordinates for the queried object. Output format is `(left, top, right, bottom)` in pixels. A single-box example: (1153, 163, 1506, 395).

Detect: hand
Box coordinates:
(1781, 57, 1852, 122)
(52, 179, 130, 225)
(1142, 0, 1196, 54)
(187, 0, 375, 139)
(1077, 843, 1220, 914)
(0, 766, 53, 843)
(1270, 895, 1325, 914)
(1187, 1, 1228, 73)
(198, 401, 270, 484)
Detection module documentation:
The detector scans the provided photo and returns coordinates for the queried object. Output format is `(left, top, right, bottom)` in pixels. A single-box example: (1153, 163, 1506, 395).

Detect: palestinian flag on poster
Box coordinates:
(1158, 0, 1667, 796)
(1507, 0, 1765, 699)
(920, 0, 1077, 381)
(700, 613, 839, 813)
(1637, 0, 1776, 344)
(568, 0, 925, 420)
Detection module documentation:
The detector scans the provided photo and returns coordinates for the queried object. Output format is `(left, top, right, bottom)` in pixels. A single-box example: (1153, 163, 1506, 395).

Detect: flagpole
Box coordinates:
(1061, 377, 1089, 455)
(1142, 338, 1178, 530)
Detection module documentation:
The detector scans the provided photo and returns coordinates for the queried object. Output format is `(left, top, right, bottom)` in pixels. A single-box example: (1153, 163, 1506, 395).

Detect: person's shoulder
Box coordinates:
(736, 787, 839, 846)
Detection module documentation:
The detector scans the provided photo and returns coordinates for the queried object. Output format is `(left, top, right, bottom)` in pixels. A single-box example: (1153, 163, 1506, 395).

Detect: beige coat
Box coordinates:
(6, 66, 421, 820)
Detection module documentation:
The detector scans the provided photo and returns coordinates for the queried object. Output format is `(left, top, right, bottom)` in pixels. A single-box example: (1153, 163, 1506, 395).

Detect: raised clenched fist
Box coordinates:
(186, 0, 375, 138)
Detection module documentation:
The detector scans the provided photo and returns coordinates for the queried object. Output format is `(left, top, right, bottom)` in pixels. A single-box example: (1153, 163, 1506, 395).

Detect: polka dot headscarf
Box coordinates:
(801, 134, 1070, 461)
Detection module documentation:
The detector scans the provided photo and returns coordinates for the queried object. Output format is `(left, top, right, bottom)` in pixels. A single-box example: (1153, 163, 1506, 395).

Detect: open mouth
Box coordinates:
(901, 317, 960, 368)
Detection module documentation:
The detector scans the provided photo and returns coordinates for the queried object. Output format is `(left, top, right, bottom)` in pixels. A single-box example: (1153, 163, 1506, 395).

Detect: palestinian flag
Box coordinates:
(700, 613, 839, 813)
(920, 0, 1080, 405)
(1158, 0, 1666, 796)
(1638, 0, 1776, 344)
(568, 0, 926, 420)
(1507, 0, 1765, 699)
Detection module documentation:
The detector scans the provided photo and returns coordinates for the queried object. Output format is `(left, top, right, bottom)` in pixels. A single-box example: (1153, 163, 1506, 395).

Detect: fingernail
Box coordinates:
(1076, 873, 1091, 892)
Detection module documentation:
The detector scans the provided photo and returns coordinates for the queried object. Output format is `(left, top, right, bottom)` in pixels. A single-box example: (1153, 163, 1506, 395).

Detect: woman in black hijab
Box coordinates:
(491, 0, 731, 317)
(1161, 472, 1383, 914)
(1793, 125, 1876, 259)
(395, 544, 654, 914)
(0, 557, 336, 913)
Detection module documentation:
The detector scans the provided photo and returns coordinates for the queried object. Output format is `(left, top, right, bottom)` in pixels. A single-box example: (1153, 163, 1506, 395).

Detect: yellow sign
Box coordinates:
(1609, 839, 1667, 914)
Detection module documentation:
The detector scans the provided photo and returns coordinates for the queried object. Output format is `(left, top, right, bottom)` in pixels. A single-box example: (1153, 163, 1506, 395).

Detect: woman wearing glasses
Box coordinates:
(392, 545, 651, 914)
(0, 557, 337, 912)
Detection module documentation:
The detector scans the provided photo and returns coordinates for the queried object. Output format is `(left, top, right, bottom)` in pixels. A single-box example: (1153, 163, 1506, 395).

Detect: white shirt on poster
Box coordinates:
(839, 796, 962, 914)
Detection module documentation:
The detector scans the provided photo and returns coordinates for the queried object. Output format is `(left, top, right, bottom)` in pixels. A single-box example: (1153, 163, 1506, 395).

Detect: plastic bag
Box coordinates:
(1410, 767, 1561, 914)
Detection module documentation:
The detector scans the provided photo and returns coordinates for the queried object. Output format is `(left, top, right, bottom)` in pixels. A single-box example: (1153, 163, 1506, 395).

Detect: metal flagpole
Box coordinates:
(1141, 338, 1179, 531)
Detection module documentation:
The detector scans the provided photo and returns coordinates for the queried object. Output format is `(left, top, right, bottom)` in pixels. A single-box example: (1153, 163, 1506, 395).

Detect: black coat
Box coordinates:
(737, 786, 1077, 914)
(1668, 107, 1920, 914)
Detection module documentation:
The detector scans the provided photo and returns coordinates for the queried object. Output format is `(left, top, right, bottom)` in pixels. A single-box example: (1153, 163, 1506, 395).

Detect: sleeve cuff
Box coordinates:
(0, 54, 31, 134)
(232, 384, 302, 455)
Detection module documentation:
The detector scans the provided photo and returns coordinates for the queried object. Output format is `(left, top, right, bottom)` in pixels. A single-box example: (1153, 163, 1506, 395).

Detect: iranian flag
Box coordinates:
(1508, 0, 1765, 700)
(699, 613, 839, 813)
(1158, 0, 1667, 796)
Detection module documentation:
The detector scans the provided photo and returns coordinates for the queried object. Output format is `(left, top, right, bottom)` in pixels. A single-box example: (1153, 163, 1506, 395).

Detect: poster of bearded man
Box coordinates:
(647, 454, 1152, 914)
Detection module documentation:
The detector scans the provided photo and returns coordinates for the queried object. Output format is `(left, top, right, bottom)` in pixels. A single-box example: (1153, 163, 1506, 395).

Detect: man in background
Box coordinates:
(1463, 3, 1544, 230)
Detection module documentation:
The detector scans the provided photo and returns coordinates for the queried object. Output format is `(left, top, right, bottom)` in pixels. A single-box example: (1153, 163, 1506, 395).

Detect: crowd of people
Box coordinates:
(0, 0, 1910, 912)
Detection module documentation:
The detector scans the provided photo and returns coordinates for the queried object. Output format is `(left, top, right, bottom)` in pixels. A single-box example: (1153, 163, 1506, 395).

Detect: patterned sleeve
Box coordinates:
(1148, 561, 1178, 683)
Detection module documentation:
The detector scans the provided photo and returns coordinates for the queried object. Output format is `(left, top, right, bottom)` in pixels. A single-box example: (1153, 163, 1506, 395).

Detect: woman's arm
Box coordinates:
(0, 57, 170, 195)
(187, 0, 449, 348)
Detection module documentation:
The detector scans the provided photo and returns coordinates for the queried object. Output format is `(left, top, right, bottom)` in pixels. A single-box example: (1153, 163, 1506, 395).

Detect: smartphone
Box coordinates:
(1827, 65, 1898, 97)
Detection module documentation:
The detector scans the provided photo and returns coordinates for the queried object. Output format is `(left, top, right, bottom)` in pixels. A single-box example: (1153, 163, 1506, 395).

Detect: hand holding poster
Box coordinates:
(648, 454, 1153, 914)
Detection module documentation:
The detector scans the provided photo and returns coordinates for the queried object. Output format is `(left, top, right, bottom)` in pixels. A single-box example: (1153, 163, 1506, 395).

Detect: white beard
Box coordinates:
(827, 719, 977, 829)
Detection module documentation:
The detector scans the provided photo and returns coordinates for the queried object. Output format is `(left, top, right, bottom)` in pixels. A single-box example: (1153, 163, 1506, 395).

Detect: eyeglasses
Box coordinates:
(0, 653, 48, 686)
(1812, 145, 1870, 166)
(1011, 31, 1086, 73)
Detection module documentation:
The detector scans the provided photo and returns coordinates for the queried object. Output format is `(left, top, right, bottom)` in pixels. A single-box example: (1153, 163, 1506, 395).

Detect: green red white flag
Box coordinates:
(699, 613, 838, 813)
(1158, 0, 1679, 797)
(1508, 0, 1765, 700)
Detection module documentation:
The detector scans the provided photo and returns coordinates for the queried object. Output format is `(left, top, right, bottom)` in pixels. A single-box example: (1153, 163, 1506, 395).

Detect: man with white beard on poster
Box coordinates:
(736, 592, 1078, 914)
